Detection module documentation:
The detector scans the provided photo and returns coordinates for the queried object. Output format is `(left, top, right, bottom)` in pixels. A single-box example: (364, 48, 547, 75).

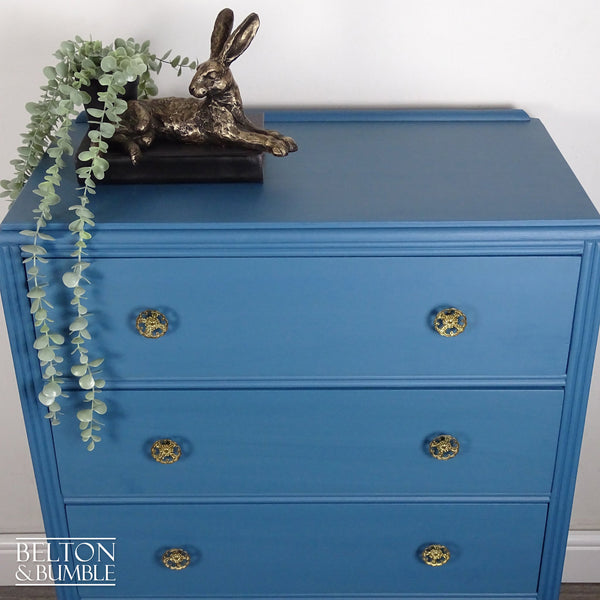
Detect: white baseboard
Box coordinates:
(1, 530, 599, 586)
(0, 533, 49, 587)
(563, 530, 600, 583)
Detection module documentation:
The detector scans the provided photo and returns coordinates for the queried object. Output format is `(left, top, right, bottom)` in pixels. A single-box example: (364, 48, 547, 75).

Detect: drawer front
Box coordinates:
(43, 255, 579, 380)
(54, 389, 562, 498)
(69, 502, 547, 597)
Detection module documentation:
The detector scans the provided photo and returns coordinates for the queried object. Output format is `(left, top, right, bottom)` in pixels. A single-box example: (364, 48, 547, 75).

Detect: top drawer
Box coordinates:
(43, 255, 579, 381)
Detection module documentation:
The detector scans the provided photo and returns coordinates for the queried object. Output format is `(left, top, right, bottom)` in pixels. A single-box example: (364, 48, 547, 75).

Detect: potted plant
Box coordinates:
(0, 36, 196, 449)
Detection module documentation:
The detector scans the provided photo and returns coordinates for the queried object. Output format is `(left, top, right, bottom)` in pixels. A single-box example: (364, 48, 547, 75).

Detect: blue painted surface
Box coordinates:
(67, 502, 547, 597)
(538, 241, 600, 600)
(1, 112, 598, 229)
(1, 110, 599, 600)
(39, 255, 579, 381)
(53, 389, 563, 498)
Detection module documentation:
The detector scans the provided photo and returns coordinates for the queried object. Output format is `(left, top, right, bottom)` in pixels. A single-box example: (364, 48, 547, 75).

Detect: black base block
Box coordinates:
(75, 113, 265, 184)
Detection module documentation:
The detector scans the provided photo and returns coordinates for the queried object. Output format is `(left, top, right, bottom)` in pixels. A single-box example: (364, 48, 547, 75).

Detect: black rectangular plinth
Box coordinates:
(75, 112, 265, 184)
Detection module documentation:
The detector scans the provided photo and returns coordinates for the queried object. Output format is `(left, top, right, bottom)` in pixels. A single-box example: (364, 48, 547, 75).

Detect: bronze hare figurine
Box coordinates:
(113, 8, 298, 164)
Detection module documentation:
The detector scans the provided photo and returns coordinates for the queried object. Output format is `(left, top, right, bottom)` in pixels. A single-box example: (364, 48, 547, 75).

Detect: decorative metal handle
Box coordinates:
(422, 544, 451, 567)
(434, 308, 467, 337)
(162, 548, 190, 570)
(151, 439, 182, 464)
(429, 434, 460, 461)
(136, 309, 168, 339)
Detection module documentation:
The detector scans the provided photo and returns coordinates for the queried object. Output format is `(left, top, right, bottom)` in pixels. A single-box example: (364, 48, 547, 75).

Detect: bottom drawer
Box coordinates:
(67, 502, 547, 597)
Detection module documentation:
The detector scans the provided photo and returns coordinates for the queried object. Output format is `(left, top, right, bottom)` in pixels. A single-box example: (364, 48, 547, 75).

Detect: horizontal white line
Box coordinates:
(16, 584, 116, 587)
(15, 537, 117, 543)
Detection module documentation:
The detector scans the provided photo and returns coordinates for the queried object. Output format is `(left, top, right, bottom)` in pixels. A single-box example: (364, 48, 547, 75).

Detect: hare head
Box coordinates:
(189, 8, 260, 99)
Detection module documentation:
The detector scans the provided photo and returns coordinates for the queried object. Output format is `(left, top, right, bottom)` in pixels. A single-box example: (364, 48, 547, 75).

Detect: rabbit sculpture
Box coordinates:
(113, 8, 297, 164)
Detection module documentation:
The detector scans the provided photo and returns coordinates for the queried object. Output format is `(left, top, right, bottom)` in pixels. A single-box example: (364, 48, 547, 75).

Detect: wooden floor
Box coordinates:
(0, 584, 598, 599)
(560, 584, 600, 598)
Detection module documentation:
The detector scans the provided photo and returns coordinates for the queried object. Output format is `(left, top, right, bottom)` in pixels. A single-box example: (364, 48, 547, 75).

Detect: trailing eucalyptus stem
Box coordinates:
(63, 64, 136, 449)
(20, 65, 84, 425)
(2, 36, 196, 449)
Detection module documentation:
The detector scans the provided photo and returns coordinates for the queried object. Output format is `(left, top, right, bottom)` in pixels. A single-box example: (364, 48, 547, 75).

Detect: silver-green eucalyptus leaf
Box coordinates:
(37, 347, 56, 363)
(71, 364, 87, 377)
(27, 286, 46, 299)
(33, 335, 49, 350)
(69, 316, 88, 331)
(42, 382, 61, 398)
(38, 391, 55, 406)
(78, 373, 95, 390)
(77, 408, 93, 423)
(62, 271, 81, 288)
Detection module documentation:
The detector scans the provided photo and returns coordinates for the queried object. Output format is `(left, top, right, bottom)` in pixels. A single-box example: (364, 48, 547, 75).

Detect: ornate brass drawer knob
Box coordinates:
(162, 548, 190, 570)
(429, 434, 460, 460)
(151, 439, 182, 464)
(434, 308, 467, 337)
(422, 544, 451, 567)
(136, 309, 168, 339)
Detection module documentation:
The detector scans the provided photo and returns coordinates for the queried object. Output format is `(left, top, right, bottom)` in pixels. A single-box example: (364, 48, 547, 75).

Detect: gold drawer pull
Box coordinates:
(422, 544, 451, 567)
(162, 548, 190, 570)
(151, 439, 182, 464)
(434, 308, 467, 337)
(429, 434, 460, 460)
(136, 309, 168, 338)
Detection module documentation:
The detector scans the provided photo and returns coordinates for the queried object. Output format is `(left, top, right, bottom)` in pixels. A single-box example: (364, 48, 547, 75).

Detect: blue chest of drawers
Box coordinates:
(1, 110, 599, 600)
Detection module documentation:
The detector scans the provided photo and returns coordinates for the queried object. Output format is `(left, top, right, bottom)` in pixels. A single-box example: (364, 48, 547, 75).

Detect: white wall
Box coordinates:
(0, 0, 599, 536)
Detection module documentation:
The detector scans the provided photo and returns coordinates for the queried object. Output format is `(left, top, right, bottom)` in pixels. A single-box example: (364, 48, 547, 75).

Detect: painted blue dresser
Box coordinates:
(1, 110, 599, 600)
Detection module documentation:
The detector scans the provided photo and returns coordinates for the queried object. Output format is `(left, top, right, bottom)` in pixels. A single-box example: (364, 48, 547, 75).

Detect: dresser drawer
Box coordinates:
(54, 388, 562, 498)
(43, 255, 579, 380)
(69, 502, 546, 597)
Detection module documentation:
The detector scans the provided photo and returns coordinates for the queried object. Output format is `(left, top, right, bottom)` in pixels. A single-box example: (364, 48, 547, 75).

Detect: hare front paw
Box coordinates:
(267, 135, 298, 157)
(269, 140, 290, 157)
(266, 131, 298, 154)
(280, 135, 298, 153)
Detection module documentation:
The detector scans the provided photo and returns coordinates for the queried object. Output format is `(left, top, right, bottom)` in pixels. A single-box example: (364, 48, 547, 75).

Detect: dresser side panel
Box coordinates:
(0, 246, 79, 598)
(539, 241, 600, 599)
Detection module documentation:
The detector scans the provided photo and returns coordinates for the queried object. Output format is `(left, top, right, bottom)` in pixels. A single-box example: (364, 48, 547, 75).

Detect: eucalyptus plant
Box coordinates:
(1, 36, 196, 450)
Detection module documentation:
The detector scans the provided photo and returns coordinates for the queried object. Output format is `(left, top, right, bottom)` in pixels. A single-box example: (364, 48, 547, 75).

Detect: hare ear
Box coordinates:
(220, 13, 260, 65)
(210, 8, 234, 58)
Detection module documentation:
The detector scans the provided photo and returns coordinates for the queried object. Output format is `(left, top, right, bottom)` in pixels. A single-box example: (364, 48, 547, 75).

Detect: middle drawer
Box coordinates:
(54, 389, 562, 498)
